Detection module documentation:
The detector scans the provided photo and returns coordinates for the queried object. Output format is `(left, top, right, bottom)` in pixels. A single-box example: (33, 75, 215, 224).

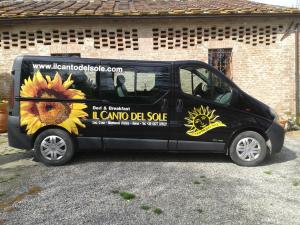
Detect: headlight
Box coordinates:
(269, 108, 279, 122)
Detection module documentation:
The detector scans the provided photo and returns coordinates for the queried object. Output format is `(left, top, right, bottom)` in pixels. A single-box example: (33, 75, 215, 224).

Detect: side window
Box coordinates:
(73, 70, 97, 99)
(114, 70, 135, 93)
(99, 65, 169, 104)
(136, 72, 155, 91)
(21, 60, 98, 99)
(179, 69, 193, 95)
(179, 68, 206, 96)
(179, 65, 232, 105)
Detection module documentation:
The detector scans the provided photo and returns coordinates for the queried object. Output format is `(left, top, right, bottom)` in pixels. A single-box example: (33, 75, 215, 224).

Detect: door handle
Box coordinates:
(161, 98, 168, 112)
(176, 99, 183, 112)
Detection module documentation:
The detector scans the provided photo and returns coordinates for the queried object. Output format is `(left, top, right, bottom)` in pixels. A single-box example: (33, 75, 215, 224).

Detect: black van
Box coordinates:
(8, 55, 284, 166)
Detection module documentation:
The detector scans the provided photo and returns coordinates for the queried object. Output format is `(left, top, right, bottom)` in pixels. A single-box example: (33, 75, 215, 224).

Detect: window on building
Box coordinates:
(179, 65, 233, 106)
(51, 53, 81, 57)
(208, 48, 232, 79)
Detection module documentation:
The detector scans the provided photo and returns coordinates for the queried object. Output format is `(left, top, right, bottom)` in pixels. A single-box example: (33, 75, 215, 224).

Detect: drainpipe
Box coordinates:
(295, 23, 300, 125)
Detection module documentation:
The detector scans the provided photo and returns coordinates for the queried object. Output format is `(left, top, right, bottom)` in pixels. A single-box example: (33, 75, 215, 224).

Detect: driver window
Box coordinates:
(179, 65, 233, 106)
(180, 69, 193, 95)
(179, 69, 206, 95)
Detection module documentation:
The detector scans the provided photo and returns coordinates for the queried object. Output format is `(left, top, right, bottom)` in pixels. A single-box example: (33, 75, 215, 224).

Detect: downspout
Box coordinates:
(295, 23, 300, 125)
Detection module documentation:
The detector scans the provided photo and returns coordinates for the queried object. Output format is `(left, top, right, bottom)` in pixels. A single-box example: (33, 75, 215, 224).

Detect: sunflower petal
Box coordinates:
(72, 103, 88, 110)
(59, 120, 73, 133)
(63, 74, 74, 88)
(72, 109, 88, 118)
(71, 117, 86, 128)
(46, 75, 52, 83)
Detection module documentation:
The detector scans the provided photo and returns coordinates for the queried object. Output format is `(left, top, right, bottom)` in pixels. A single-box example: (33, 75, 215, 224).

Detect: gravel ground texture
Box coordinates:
(0, 132, 299, 225)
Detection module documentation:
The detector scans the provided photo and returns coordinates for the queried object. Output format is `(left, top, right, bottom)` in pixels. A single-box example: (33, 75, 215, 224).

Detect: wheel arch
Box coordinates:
(31, 125, 73, 147)
(226, 127, 268, 155)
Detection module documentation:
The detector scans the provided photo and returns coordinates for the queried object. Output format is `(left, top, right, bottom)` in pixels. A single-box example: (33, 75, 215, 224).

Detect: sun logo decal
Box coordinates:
(184, 106, 226, 137)
(20, 71, 88, 135)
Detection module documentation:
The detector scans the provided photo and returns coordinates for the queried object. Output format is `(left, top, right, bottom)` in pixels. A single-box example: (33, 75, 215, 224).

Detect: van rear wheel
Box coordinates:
(229, 131, 267, 167)
(34, 129, 74, 166)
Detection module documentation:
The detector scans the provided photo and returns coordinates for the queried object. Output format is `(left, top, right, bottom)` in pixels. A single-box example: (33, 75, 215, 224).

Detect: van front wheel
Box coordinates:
(229, 131, 267, 167)
(34, 129, 74, 166)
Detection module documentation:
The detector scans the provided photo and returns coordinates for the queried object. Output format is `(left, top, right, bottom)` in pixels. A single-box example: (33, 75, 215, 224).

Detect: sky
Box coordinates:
(252, 0, 299, 7)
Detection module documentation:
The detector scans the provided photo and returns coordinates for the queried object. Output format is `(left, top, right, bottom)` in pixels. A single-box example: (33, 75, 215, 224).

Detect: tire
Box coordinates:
(34, 129, 74, 166)
(229, 131, 267, 167)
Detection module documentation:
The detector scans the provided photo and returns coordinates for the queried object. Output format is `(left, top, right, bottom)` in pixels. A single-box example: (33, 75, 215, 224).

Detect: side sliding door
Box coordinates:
(94, 60, 172, 150)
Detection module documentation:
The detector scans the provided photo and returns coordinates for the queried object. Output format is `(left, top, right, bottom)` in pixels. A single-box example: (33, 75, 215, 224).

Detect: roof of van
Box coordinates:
(0, 0, 299, 20)
(19, 55, 202, 64)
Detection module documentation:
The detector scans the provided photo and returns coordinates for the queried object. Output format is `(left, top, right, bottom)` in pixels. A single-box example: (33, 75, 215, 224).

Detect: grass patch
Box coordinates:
(292, 180, 299, 187)
(193, 175, 207, 185)
(0, 193, 5, 197)
(153, 208, 163, 215)
(119, 192, 136, 200)
(140, 204, 151, 211)
(264, 170, 272, 175)
(193, 180, 201, 185)
(27, 186, 42, 195)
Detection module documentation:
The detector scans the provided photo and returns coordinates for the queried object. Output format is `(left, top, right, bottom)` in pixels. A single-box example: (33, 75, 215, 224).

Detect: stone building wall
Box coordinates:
(0, 16, 297, 116)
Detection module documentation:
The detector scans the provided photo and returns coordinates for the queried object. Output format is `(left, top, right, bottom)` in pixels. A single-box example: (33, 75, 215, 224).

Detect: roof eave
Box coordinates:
(0, 13, 300, 22)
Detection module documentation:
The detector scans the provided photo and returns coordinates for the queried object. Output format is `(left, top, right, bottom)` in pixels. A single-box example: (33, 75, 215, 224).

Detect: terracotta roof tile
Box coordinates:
(0, 0, 299, 19)
(48, 1, 77, 15)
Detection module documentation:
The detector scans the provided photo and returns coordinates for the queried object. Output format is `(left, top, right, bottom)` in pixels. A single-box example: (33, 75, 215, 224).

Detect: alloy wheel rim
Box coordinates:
(40, 135, 67, 161)
(236, 137, 261, 161)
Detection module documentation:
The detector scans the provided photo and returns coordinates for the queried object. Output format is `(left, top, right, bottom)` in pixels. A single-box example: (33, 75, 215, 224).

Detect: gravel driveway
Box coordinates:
(0, 133, 299, 225)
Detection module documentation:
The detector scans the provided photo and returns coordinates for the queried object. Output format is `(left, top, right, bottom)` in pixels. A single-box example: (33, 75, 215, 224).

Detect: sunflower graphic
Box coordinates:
(184, 106, 226, 137)
(20, 71, 88, 135)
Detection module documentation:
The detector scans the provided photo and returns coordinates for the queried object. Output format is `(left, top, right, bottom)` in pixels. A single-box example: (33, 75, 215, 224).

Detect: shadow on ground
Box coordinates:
(0, 151, 33, 165)
(0, 140, 297, 167)
(72, 144, 297, 166)
(72, 150, 232, 165)
(264, 145, 297, 165)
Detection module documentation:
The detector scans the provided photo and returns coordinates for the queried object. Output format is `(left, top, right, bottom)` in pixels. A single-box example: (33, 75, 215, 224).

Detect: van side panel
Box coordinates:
(8, 116, 33, 149)
(9, 55, 173, 151)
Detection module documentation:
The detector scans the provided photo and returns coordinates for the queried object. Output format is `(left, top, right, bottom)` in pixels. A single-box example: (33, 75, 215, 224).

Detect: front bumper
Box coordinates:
(266, 120, 285, 154)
